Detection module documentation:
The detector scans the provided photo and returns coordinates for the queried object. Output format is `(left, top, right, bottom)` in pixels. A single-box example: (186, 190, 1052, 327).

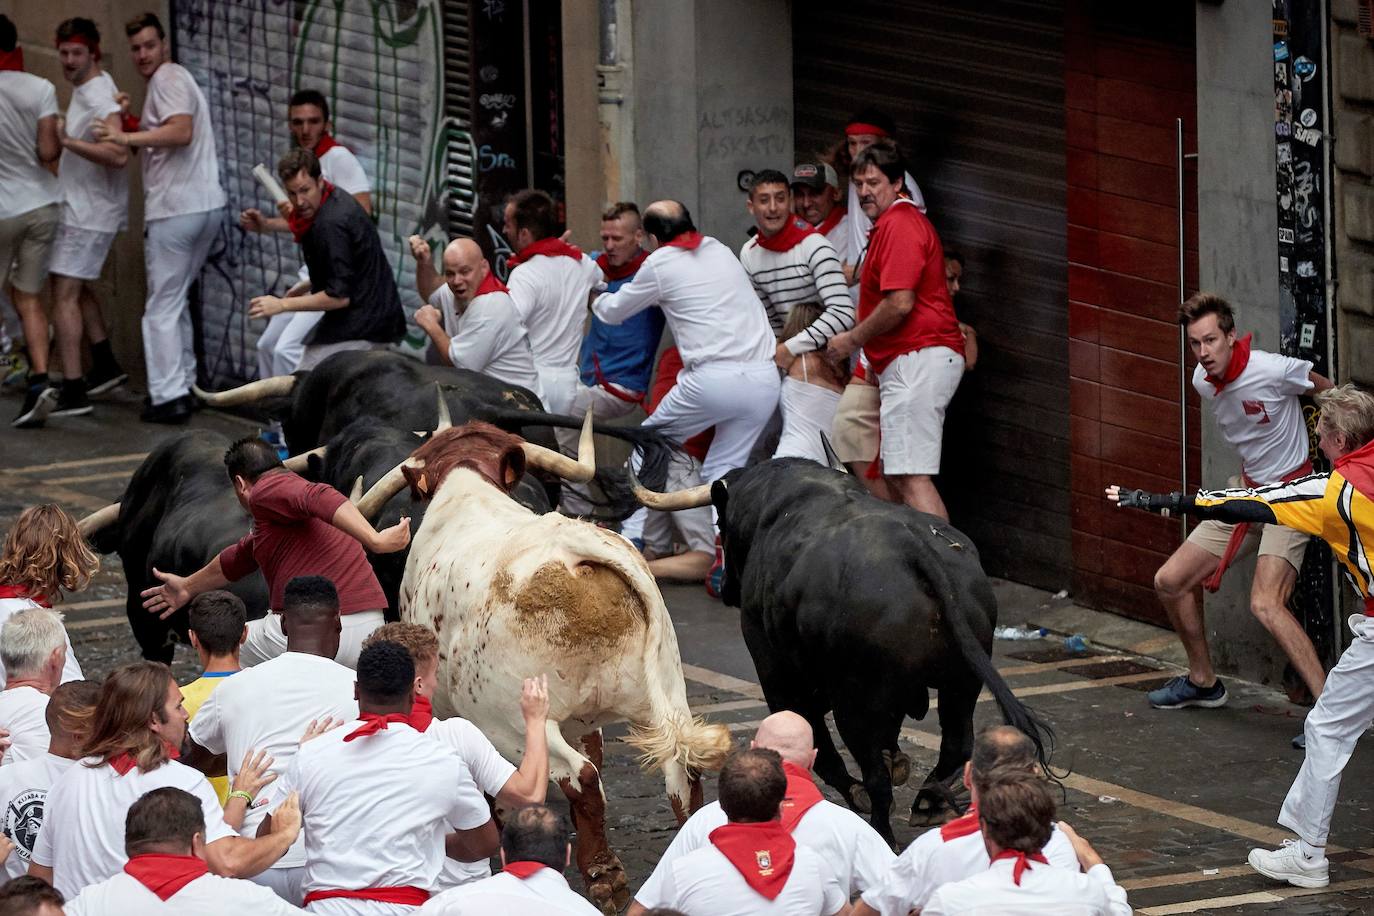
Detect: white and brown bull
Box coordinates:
(354, 418, 731, 911)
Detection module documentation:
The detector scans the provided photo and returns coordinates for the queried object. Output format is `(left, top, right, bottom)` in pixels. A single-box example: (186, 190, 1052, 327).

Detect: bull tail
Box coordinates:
(626, 714, 733, 774)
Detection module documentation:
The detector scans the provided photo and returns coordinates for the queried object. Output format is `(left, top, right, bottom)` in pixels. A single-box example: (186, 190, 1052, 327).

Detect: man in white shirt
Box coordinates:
(186, 575, 360, 903)
(0, 680, 98, 879)
(792, 162, 850, 266)
(262, 641, 499, 913)
(418, 805, 599, 915)
(653, 747, 848, 915)
(95, 12, 226, 425)
(0, 610, 71, 767)
(411, 238, 539, 393)
(29, 661, 298, 900)
(242, 88, 374, 380)
(0, 876, 65, 915)
(48, 17, 131, 419)
(63, 786, 306, 916)
(853, 726, 1077, 916)
(921, 770, 1131, 916)
(0, 14, 63, 430)
(630, 711, 890, 913)
(1145, 294, 1330, 715)
(592, 200, 781, 545)
(503, 189, 603, 414)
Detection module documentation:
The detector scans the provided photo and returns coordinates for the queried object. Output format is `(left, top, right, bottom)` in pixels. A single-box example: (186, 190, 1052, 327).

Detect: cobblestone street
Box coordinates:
(3, 387, 1373, 914)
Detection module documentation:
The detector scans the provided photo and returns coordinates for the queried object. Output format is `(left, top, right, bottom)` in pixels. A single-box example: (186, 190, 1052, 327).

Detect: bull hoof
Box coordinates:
(844, 783, 872, 815)
(585, 854, 630, 914)
(884, 749, 912, 787)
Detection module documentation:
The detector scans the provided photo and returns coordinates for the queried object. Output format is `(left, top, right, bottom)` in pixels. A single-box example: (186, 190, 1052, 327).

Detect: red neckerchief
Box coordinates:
(707, 821, 796, 900)
(992, 848, 1049, 886)
(1335, 438, 1374, 559)
(815, 205, 848, 237)
(0, 585, 49, 607)
(779, 763, 824, 832)
(754, 218, 816, 253)
(502, 861, 547, 880)
(940, 804, 981, 841)
(343, 712, 410, 742)
(313, 133, 341, 157)
(123, 854, 209, 901)
(597, 248, 648, 282)
(1204, 333, 1252, 394)
(471, 268, 509, 299)
(304, 888, 429, 906)
(0, 48, 23, 72)
(661, 230, 704, 251)
(508, 237, 583, 268)
(846, 122, 889, 137)
(408, 695, 434, 733)
(287, 181, 334, 243)
(109, 742, 181, 776)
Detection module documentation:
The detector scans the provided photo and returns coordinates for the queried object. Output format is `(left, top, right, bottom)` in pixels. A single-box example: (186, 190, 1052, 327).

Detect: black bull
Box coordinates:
(711, 459, 1054, 844)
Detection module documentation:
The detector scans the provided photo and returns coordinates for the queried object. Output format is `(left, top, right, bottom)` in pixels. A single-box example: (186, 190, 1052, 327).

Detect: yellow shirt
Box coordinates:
(180, 671, 238, 805)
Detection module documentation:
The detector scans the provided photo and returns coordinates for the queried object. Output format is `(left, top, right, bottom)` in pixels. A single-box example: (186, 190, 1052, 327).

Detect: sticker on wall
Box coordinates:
(1297, 260, 1317, 278)
(1293, 125, 1322, 146)
(1277, 141, 1292, 164)
(1280, 255, 1290, 272)
(1300, 323, 1316, 349)
(1294, 56, 1316, 81)
(737, 170, 756, 192)
(1274, 41, 1289, 61)
(1279, 227, 1295, 244)
(1299, 108, 1318, 127)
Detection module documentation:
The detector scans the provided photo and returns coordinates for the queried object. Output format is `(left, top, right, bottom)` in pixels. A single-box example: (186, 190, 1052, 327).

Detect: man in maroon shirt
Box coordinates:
(140, 437, 410, 667)
(828, 141, 965, 520)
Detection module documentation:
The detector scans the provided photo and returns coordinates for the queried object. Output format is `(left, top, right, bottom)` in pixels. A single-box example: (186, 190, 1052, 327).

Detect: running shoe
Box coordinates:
(1247, 840, 1329, 888)
(1146, 675, 1228, 709)
(85, 362, 128, 396)
(12, 384, 57, 428)
(51, 380, 93, 417)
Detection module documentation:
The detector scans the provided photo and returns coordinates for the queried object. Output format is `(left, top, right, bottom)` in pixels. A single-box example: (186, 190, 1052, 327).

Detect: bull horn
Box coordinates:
(192, 375, 297, 407)
(626, 463, 713, 511)
(282, 445, 326, 473)
(350, 476, 365, 503)
(434, 385, 452, 432)
(355, 459, 422, 521)
(77, 502, 121, 537)
(520, 411, 595, 483)
(819, 431, 849, 474)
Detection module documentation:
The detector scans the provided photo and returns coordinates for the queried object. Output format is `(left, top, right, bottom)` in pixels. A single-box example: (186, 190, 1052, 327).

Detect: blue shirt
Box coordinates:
(578, 250, 664, 393)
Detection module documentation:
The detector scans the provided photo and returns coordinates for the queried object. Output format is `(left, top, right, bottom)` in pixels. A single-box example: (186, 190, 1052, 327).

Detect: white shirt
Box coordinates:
(426, 715, 518, 889)
(320, 145, 370, 195)
(140, 62, 226, 220)
(821, 211, 852, 266)
(0, 71, 60, 219)
(658, 841, 847, 916)
(592, 237, 775, 369)
(847, 170, 923, 265)
(430, 285, 540, 392)
(1192, 348, 1313, 485)
(635, 797, 892, 906)
(860, 820, 1078, 915)
(505, 252, 602, 369)
(923, 858, 1131, 916)
(31, 757, 235, 900)
(188, 651, 358, 868)
(0, 686, 50, 767)
(0, 752, 75, 878)
(0, 598, 84, 687)
(739, 232, 854, 355)
(65, 870, 307, 916)
(59, 71, 128, 232)
(419, 867, 600, 915)
(268, 720, 490, 900)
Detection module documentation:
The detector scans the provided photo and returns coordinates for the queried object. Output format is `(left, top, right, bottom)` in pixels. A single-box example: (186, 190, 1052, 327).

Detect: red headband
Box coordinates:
(845, 122, 889, 138)
(56, 34, 101, 60)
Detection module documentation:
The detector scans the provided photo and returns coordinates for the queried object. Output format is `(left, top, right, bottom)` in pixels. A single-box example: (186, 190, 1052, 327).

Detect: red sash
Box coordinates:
(779, 763, 824, 831)
(508, 237, 583, 268)
(303, 887, 429, 906)
(502, 861, 547, 879)
(287, 181, 334, 243)
(707, 821, 796, 900)
(1203, 334, 1252, 394)
(754, 218, 816, 253)
(313, 133, 342, 157)
(816, 205, 848, 238)
(0, 585, 49, 607)
(597, 248, 647, 282)
(408, 695, 434, 733)
(939, 804, 981, 842)
(343, 712, 411, 742)
(661, 231, 704, 251)
(992, 848, 1049, 886)
(109, 742, 181, 776)
(124, 854, 208, 901)
(1202, 458, 1314, 592)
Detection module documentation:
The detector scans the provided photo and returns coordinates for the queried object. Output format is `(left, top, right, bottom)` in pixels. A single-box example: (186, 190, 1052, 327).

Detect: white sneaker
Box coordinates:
(1247, 840, 1329, 888)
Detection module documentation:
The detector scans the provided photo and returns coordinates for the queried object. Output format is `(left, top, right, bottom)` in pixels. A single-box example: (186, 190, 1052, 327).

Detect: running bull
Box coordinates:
(354, 418, 732, 912)
(632, 457, 1054, 844)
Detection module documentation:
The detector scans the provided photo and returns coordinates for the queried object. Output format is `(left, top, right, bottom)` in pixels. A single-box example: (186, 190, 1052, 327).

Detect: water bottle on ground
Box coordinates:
(1064, 633, 1090, 653)
(994, 626, 1046, 641)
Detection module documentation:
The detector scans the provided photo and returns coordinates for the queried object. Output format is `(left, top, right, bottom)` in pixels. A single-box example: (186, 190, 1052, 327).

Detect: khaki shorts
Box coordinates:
(0, 203, 59, 294)
(831, 378, 881, 464)
(1187, 518, 1309, 572)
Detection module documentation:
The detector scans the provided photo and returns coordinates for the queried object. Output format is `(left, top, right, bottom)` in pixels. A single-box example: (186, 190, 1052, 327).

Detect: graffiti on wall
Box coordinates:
(173, 0, 463, 383)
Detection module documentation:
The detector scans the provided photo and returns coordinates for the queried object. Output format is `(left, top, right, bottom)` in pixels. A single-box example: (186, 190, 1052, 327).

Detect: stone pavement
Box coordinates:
(2, 384, 1373, 913)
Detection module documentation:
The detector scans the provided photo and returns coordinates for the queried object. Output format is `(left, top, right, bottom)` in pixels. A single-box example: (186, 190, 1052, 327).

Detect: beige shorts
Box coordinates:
(0, 203, 59, 294)
(831, 378, 881, 464)
(1187, 518, 1309, 572)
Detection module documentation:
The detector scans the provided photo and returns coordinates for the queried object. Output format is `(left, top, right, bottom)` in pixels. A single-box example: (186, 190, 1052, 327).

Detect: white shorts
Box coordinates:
(48, 224, 117, 281)
(240, 609, 384, 669)
(876, 346, 964, 476)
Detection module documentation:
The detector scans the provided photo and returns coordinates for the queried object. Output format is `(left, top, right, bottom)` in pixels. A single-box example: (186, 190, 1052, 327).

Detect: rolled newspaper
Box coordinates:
(252, 164, 289, 206)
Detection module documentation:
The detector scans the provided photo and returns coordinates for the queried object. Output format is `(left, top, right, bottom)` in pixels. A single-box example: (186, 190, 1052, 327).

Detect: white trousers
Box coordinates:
(257, 310, 324, 378)
(240, 609, 385, 670)
(1280, 613, 1374, 846)
(143, 210, 220, 405)
(536, 364, 581, 415)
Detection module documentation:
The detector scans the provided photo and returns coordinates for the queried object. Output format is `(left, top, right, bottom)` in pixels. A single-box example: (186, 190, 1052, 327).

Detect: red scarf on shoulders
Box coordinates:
(597, 248, 648, 282)
(124, 854, 208, 901)
(502, 861, 547, 879)
(109, 741, 181, 776)
(313, 133, 342, 157)
(1204, 333, 1252, 394)
(473, 269, 509, 298)
(707, 821, 796, 900)
(508, 237, 583, 268)
(0, 585, 49, 607)
(343, 712, 410, 742)
(755, 218, 816, 253)
(287, 181, 334, 243)
(0, 48, 23, 72)
(940, 804, 981, 841)
(407, 695, 434, 733)
(661, 230, 704, 251)
(779, 763, 824, 831)
(992, 848, 1049, 886)
(815, 205, 847, 237)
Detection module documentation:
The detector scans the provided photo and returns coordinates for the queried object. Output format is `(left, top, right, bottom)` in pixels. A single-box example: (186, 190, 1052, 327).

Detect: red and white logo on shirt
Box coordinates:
(1243, 400, 1272, 424)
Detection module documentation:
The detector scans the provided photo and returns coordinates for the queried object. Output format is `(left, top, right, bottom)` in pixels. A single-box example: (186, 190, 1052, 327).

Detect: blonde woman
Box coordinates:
(774, 302, 848, 464)
(0, 504, 96, 685)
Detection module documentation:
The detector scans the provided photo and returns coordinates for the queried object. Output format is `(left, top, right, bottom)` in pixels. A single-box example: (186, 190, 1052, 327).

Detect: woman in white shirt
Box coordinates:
(0, 505, 94, 686)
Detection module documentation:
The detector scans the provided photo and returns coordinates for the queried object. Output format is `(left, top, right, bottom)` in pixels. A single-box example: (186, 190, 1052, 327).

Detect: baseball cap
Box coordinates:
(791, 162, 838, 191)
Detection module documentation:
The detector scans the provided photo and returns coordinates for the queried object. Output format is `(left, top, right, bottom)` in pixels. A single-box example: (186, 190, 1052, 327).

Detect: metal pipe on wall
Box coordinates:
(1177, 117, 1188, 537)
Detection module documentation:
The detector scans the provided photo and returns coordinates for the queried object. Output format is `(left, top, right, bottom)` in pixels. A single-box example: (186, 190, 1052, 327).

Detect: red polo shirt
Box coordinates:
(857, 199, 964, 375)
(218, 470, 387, 614)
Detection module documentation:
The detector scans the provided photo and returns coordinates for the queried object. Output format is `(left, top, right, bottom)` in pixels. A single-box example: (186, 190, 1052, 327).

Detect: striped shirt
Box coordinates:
(739, 233, 854, 356)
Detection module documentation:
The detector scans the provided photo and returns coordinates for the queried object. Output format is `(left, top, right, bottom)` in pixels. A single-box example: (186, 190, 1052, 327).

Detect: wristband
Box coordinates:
(227, 790, 255, 805)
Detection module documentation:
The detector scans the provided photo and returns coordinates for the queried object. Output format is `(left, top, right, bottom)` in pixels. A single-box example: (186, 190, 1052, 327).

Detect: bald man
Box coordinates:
(413, 237, 539, 392)
(628, 712, 894, 913)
